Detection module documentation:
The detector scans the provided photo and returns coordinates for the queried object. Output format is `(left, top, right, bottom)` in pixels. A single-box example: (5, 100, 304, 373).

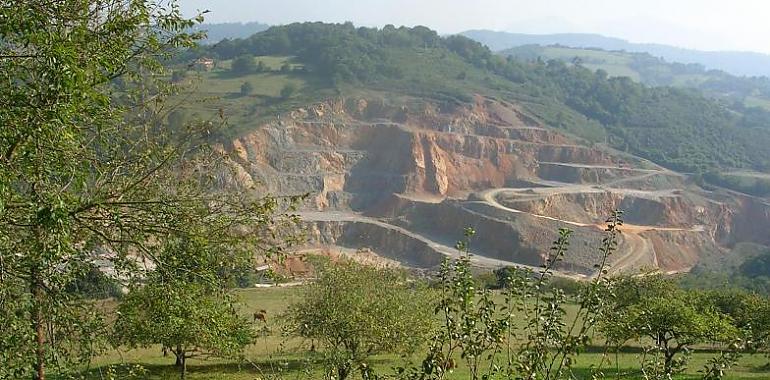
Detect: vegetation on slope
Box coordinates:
(500, 45, 770, 111)
(180, 22, 770, 173)
(460, 29, 770, 78)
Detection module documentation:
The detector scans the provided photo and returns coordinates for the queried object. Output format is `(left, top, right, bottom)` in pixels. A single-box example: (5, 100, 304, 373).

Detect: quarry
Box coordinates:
(218, 95, 770, 276)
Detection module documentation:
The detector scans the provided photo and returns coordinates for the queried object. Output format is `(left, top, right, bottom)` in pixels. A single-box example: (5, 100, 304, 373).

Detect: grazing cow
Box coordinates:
(253, 309, 268, 323)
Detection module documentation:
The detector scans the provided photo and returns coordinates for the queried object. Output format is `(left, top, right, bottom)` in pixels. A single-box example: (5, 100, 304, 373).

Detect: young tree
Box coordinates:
(114, 235, 259, 379)
(231, 54, 256, 75)
(0, 2, 298, 379)
(240, 81, 255, 96)
(602, 276, 738, 376)
(285, 261, 433, 380)
(412, 215, 620, 380)
(256, 60, 268, 73)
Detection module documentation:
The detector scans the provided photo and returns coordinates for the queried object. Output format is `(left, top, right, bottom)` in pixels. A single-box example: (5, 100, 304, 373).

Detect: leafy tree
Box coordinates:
(114, 236, 257, 379)
(706, 290, 770, 357)
(285, 261, 433, 380)
(256, 60, 267, 72)
(0, 2, 298, 379)
(739, 250, 770, 278)
(280, 62, 291, 73)
(280, 83, 297, 99)
(602, 275, 739, 376)
(240, 81, 254, 96)
(231, 54, 256, 75)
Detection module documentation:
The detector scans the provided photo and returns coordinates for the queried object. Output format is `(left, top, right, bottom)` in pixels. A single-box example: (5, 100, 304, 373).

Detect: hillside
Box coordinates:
(460, 30, 770, 78)
(182, 23, 770, 173)
(172, 23, 770, 276)
(499, 44, 770, 110)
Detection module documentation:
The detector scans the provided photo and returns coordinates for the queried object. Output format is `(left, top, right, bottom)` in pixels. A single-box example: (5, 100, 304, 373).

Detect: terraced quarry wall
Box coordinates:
(218, 95, 770, 275)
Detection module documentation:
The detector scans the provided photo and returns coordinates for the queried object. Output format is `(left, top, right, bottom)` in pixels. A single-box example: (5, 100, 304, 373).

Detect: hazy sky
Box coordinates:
(180, 0, 770, 54)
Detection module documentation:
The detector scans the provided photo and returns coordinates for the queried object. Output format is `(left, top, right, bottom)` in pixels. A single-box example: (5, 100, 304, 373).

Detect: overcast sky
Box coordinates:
(179, 0, 770, 54)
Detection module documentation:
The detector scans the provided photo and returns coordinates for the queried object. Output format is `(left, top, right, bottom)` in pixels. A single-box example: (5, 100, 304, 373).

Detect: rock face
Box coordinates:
(220, 95, 770, 274)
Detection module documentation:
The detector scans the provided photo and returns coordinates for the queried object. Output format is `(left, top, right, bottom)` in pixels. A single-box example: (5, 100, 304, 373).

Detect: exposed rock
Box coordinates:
(216, 95, 770, 275)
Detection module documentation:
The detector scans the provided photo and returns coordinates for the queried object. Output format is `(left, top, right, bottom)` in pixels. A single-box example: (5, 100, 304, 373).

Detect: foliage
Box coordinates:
(231, 54, 257, 75)
(704, 290, 770, 356)
(241, 81, 255, 96)
(188, 22, 770, 172)
(602, 275, 739, 376)
(401, 212, 621, 380)
(64, 265, 123, 300)
(502, 44, 770, 112)
(0, 1, 300, 379)
(703, 171, 770, 197)
(115, 277, 253, 379)
(285, 261, 434, 380)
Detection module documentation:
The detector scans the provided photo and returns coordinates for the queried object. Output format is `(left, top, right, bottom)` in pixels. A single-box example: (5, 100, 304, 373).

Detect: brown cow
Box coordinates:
(253, 309, 268, 323)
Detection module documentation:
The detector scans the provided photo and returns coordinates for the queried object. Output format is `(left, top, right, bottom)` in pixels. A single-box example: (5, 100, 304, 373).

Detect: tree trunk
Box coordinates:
(174, 345, 186, 380)
(337, 363, 350, 380)
(664, 349, 675, 375)
(179, 354, 186, 380)
(31, 266, 45, 380)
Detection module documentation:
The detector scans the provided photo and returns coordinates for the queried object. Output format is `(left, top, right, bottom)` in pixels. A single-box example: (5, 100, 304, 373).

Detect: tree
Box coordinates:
(285, 261, 433, 380)
(114, 236, 257, 379)
(256, 60, 267, 73)
(280, 62, 291, 73)
(231, 54, 256, 75)
(0, 2, 298, 379)
(706, 290, 770, 357)
(602, 275, 739, 376)
(280, 83, 297, 99)
(240, 81, 254, 96)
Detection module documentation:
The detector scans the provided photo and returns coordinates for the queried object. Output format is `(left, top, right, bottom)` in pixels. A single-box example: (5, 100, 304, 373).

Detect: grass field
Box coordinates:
(170, 56, 336, 139)
(537, 47, 641, 81)
(78, 287, 770, 380)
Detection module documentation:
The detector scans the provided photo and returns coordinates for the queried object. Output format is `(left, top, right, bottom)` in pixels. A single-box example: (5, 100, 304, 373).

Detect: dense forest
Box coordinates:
(187, 22, 770, 173)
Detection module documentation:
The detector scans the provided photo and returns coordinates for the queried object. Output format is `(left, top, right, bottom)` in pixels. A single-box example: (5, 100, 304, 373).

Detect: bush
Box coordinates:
(240, 81, 254, 96)
(231, 54, 256, 75)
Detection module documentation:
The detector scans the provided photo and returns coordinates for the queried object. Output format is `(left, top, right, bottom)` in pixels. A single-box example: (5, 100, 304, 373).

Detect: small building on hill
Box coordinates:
(194, 57, 215, 71)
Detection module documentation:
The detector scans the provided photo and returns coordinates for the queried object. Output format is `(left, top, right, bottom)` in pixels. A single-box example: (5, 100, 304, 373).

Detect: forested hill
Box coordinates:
(460, 29, 770, 78)
(499, 45, 770, 111)
(183, 23, 770, 173)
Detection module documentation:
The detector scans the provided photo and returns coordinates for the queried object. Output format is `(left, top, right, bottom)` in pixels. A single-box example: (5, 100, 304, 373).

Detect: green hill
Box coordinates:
(500, 45, 770, 111)
(177, 22, 770, 174)
(460, 29, 770, 78)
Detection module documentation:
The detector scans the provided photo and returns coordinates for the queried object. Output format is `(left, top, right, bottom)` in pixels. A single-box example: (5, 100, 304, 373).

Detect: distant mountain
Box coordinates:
(460, 30, 770, 78)
(193, 22, 270, 44)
